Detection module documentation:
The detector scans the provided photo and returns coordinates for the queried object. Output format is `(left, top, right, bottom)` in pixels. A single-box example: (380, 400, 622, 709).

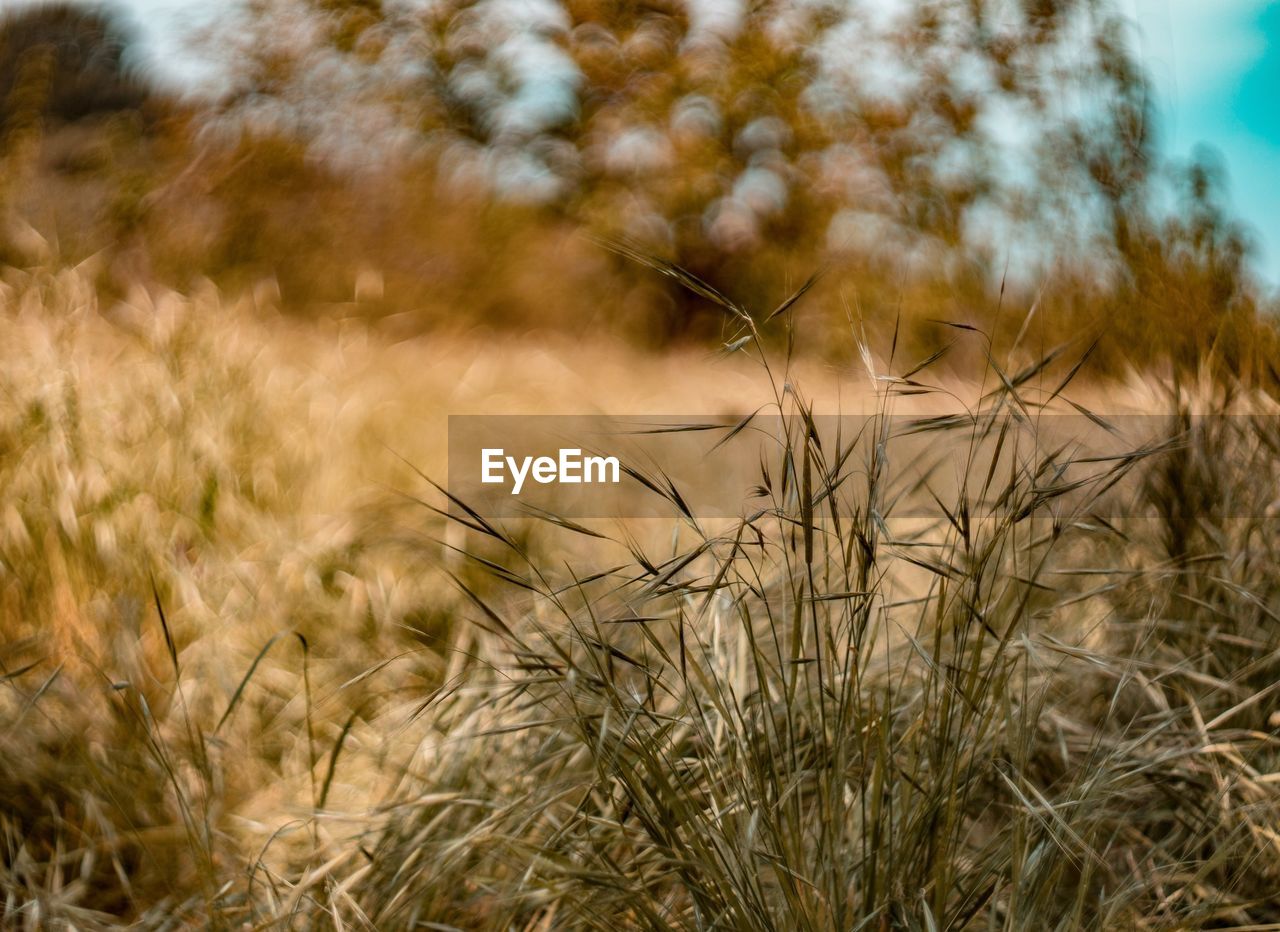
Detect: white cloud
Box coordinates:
(1123, 1, 1268, 107)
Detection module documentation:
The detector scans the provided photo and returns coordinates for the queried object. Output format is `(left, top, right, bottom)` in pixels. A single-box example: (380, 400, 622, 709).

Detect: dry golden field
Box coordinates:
(5, 262, 1280, 929)
(7, 0, 1280, 926)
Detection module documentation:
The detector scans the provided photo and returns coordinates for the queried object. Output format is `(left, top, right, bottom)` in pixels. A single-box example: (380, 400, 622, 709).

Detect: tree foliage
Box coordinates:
(0, 2, 149, 132)
(223, 0, 1162, 323)
(0, 0, 1269, 377)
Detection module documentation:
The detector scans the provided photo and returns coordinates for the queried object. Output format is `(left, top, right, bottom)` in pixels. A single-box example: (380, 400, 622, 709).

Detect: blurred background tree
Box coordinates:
(0, 0, 1272, 376)
(0, 2, 148, 129)
(0, 3, 170, 270)
(214, 0, 1168, 335)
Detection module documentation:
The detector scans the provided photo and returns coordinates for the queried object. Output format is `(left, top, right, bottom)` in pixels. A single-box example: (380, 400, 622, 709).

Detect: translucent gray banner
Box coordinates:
(446, 414, 1276, 519)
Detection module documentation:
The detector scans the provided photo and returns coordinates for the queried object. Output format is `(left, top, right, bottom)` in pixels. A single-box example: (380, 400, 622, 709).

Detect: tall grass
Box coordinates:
(3, 263, 1280, 929)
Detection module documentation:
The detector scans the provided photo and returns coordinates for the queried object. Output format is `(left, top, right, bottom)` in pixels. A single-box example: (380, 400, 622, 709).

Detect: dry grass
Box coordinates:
(3, 264, 1280, 929)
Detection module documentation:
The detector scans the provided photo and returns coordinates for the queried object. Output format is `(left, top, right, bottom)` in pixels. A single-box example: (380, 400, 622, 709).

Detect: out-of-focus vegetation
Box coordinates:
(8, 3, 1280, 927)
(0, 0, 1275, 373)
(6, 263, 1280, 928)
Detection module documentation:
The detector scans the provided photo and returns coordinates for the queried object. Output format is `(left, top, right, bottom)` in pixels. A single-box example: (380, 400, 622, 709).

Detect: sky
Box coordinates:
(1122, 0, 1280, 284)
(7, 0, 1279, 282)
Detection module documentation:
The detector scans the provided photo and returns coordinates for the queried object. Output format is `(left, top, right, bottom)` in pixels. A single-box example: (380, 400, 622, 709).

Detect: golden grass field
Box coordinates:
(6, 264, 1280, 930)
